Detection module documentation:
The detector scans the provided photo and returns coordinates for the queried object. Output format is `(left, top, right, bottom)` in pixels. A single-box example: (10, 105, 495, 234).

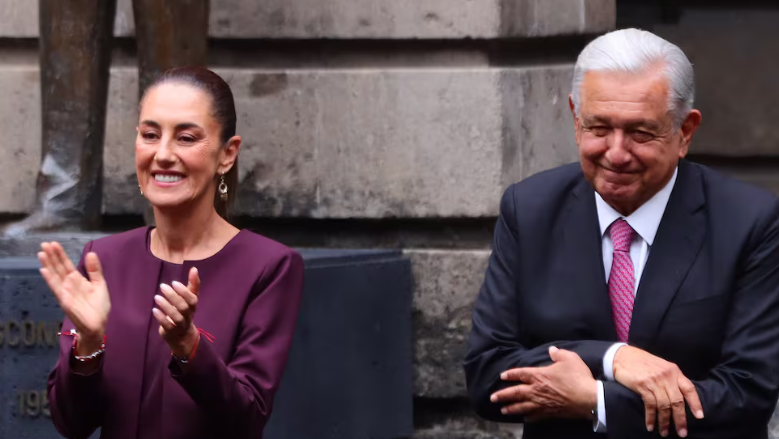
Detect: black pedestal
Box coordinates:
(0, 249, 413, 439)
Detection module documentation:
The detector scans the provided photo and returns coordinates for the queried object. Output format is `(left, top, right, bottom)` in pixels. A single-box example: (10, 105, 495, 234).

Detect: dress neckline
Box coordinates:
(144, 226, 246, 265)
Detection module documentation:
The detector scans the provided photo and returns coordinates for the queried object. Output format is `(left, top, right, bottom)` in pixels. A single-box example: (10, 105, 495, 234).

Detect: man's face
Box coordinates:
(570, 66, 701, 215)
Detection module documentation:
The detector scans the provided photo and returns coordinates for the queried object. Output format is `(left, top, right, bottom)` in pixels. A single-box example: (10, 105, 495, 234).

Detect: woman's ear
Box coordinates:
(218, 135, 241, 174)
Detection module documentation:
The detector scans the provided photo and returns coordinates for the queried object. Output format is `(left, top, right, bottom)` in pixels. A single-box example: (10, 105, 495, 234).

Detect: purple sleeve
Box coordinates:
(46, 241, 106, 439)
(169, 249, 305, 437)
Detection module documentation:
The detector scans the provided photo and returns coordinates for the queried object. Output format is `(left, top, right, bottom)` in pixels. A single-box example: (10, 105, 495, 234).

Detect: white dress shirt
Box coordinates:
(593, 167, 678, 432)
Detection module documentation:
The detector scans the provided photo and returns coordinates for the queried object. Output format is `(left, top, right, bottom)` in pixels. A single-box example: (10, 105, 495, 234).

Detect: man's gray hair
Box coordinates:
(571, 28, 695, 129)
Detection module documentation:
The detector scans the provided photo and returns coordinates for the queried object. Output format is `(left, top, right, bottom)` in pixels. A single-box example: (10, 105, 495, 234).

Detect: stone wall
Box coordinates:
(0, 1, 619, 437)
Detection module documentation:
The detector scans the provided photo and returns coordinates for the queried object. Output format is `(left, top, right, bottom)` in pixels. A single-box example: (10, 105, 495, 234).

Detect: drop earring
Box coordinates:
(219, 173, 228, 201)
(139, 184, 143, 196)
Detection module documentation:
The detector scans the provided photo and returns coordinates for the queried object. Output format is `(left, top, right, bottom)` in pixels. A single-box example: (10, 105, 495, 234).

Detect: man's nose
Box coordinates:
(605, 131, 632, 167)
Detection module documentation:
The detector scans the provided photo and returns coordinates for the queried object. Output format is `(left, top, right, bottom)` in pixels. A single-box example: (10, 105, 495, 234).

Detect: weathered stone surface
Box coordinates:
(500, 0, 615, 37)
(0, 68, 40, 214)
(413, 400, 523, 439)
(689, 163, 779, 197)
(0, 65, 579, 219)
(0, 0, 614, 39)
(407, 249, 491, 398)
(650, 9, 779, 157)
(770, 405, 779, 439)
(0, 233, 104, 263)
(500, 66, 580, 189)
(414, 426, 520, 439)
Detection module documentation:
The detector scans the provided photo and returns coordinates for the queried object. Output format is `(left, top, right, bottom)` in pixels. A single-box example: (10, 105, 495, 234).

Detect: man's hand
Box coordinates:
(613, 345, 704, 437)
(490, 347, 597, 421)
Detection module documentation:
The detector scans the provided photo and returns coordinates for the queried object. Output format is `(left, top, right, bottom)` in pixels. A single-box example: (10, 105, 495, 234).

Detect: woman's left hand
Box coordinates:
(153, 266, 200, 357)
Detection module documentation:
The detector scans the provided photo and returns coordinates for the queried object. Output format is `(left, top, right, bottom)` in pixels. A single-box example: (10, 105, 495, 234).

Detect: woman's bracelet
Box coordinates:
(58, 329, 107, 363)
(171, 328, 215, 364)
(171, 331, 201, 364)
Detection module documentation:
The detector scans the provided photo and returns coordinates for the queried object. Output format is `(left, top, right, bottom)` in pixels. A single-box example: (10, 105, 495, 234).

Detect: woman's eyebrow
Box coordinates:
(139, 121, 203, 131)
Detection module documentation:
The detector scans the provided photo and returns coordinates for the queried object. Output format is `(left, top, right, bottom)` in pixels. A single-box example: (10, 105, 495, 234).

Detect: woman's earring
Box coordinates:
(139, 184, 143, 197)
(219, 173, 228, 201)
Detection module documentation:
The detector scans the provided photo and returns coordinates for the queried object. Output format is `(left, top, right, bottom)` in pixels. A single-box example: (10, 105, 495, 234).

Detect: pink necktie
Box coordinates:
(608, 219, 637, 342)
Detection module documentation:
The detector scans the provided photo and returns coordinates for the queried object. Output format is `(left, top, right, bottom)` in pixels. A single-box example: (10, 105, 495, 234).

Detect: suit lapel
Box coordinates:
(560, 177, 618, 340)
(629, 161, 706, 348)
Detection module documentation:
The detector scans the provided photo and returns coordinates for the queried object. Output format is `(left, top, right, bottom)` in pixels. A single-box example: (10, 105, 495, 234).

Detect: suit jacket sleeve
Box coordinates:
(604, 199, 779, 438)
(47, 241, 107, 439)
(168, 249, 304, 438)
(464, 185, 614, 422)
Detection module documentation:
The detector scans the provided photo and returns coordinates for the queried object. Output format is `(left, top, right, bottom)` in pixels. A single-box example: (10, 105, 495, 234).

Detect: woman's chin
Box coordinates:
(147, 196, 190, 211)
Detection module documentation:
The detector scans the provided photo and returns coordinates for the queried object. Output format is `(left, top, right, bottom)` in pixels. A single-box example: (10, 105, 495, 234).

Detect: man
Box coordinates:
(3, 0, 208, 236)
(464, 28, 779, 439)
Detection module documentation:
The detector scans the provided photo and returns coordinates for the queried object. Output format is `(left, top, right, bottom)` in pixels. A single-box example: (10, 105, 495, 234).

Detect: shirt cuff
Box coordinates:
(594, 380, 607, 432)
(603, 342, 627, 381)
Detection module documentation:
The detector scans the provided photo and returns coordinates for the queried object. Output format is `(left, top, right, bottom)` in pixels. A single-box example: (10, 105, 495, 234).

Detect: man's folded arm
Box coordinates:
(464, 186, 614, 422)
(603, 199, 779, 438)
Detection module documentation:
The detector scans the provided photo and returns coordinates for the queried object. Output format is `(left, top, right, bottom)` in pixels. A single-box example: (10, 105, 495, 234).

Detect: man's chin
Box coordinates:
(595, 185, 641, 211)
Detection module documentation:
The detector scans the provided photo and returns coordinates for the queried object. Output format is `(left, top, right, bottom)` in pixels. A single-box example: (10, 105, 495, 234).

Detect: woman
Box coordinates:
(38, 66, 304, 439)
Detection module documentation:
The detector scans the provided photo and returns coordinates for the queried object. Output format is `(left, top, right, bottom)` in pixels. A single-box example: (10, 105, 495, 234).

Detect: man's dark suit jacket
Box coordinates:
(464, 159, 779, 439)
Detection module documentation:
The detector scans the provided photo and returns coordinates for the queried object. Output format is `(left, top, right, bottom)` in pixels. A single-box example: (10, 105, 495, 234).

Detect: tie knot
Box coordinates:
(610, 219, 635, 252)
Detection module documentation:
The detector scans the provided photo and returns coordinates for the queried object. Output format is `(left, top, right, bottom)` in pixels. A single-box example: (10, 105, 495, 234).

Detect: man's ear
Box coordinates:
(570, 95, 583, 145)
(569, 94, 578, 125)
(218, 135, 241, 174)
(678, 110, 702, 158)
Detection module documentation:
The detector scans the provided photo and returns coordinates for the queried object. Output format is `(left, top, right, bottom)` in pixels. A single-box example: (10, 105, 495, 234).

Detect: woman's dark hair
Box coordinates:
(142, 66, 238, 219)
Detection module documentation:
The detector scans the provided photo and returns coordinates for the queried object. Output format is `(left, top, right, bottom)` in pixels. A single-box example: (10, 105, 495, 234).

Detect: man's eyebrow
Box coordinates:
(581, 116, 611, 125)
(581, 116, 662, 131)
(624, 120, 662, 131)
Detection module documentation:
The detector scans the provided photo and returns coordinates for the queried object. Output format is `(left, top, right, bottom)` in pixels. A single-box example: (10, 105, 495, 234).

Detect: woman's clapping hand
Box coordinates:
(38, 242, 111, 355)
(153, 267, 201, 358)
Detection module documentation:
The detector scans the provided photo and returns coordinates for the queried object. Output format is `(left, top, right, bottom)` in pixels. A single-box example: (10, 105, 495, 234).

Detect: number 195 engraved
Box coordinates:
(16, 390, 50, 418)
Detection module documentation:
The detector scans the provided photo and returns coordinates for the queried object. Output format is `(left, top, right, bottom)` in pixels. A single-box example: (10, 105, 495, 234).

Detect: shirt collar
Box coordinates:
(595, 167, 678, 246)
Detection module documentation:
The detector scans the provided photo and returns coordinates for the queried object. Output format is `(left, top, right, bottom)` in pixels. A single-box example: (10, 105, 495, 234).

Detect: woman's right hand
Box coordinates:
(38, 242, 111, 354)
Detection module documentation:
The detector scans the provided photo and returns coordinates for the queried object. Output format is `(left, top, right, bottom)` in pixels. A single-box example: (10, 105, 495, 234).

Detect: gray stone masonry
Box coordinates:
(0, 65, 580, 218)
(0, 0, 614, 39)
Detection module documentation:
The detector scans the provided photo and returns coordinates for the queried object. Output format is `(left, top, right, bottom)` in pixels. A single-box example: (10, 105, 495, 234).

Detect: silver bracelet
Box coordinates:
(74, 339, 106, 362)
(58, 329, 107, 362)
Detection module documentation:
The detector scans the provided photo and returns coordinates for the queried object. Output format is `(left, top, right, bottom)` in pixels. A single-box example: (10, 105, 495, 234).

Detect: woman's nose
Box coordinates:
(154, 138, 177, 164)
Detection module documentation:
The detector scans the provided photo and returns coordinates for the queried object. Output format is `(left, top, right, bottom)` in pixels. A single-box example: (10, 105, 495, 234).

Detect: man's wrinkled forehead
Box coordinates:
(579, 69, 672, 122)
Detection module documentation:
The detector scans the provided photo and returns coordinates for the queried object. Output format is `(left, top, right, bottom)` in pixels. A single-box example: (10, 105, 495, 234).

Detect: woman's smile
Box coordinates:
(152, 172, 187, 187)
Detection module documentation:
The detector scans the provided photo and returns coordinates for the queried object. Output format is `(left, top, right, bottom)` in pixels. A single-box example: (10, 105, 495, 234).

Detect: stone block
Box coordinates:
(500, 0, 615, 37)
(500, 66, 580, 188)
(0, 68, 40, 214)
(407, 249, 491, 398)
(732, 172, 779, 196)
(0, 64, 579, 219)
(102, 67, 507, 218)
(209, 0, 614, 39)
(689, 163, 779, 198)
(0, 233, 105, 263)
(413, 400, 522, 439)
(650, 10, 779, 157)
(0, 0, 614, 39)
